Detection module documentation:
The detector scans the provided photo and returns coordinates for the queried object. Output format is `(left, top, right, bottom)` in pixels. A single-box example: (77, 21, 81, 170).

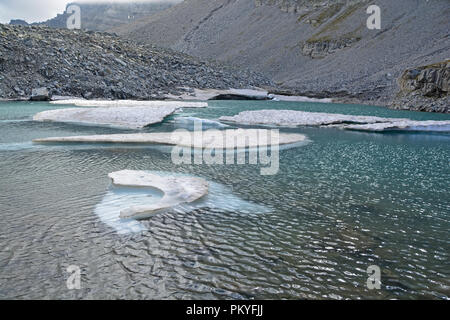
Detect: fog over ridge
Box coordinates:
(0, 0, 182, 24)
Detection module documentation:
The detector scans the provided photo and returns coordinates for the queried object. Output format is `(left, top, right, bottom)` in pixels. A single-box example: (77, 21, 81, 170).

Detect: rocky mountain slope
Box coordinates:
(115, 0, 450, 112)
(0, 24, 271, 100)
(9, 1, 182, 32)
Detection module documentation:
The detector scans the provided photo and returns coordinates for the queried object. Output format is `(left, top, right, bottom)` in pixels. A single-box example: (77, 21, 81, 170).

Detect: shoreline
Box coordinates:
(1, 92, 447, 115)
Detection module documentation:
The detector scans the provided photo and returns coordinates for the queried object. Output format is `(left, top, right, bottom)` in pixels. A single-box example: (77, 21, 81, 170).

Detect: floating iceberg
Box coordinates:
(33, 106, 179, 129)
(34, 100, 207, 129)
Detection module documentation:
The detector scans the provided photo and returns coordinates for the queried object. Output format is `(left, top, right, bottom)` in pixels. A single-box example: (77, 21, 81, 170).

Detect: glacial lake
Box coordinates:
(0, 100, 449, 299)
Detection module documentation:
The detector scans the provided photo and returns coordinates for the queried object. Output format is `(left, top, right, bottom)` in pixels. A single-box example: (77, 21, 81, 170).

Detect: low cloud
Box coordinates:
(0, 0, 180, 24)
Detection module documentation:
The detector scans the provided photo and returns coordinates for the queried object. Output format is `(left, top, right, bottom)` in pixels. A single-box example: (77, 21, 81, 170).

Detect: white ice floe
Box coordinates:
(342, 120, 450, 132)
(219, 110, 406, 127)
(269, 95, 332, 103)
(35, 100, 207, 129)
(33, 106, 177, 129)
(95, 171, 270, 234)
(219, 109, 450, 132)
(108, 170, 209, 220)
(33, 129, 306, 149)
(33, 100, 208, 129)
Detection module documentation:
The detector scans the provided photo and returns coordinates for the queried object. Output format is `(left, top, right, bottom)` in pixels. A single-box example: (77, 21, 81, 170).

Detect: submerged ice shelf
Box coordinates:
(95, 171, 271, 234)
(109, 170, 209, 220)
(172, 116, 230, 129)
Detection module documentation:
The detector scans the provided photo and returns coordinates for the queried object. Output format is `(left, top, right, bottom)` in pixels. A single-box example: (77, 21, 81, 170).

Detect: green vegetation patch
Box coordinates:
(308, 2, 365, 41)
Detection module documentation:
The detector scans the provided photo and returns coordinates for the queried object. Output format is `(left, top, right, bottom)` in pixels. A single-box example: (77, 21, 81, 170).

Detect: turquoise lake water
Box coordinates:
(0, 100, 449, 299)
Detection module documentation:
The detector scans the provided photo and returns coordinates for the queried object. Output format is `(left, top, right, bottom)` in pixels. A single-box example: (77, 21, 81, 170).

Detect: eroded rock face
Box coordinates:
(108, 170, 209, 220)
(255, 0, 357, 13)
(301, 38, 360, 59)
(391, 60, 449, 113)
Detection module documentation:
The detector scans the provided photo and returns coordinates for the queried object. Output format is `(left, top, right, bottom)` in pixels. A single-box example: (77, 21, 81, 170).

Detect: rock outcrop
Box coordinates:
(391, 60, 449, 113)
(301, 38, 360, 59)
(0, 24, 272, 100)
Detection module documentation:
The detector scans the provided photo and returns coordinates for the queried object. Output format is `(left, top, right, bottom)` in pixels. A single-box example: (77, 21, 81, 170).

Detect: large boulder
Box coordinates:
(391, 60, 449, 113)
(30, 87, 51, 101)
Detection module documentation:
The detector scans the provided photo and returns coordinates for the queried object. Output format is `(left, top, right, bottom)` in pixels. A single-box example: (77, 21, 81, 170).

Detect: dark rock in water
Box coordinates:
(30, 87, 51, 101)
(209, 94, 269, 101)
